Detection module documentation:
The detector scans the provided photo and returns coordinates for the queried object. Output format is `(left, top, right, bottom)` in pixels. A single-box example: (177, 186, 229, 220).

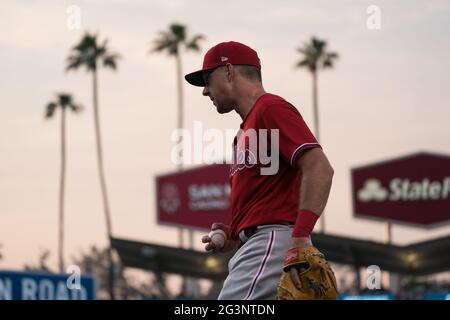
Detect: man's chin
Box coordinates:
(216, 105, 233, 114)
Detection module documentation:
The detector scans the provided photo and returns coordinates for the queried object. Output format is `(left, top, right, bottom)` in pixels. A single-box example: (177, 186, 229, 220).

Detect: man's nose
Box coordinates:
(202, 86, 209, 96)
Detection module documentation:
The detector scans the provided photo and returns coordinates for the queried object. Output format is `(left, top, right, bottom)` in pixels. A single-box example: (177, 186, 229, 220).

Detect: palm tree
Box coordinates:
(66, 32, 120, 299)
(45, 93, 82, 273)
(151, 23, 204, 249)
(295, 37, 338, 143)
(295, 37, 338, 234)
(151, 23, 204, 171)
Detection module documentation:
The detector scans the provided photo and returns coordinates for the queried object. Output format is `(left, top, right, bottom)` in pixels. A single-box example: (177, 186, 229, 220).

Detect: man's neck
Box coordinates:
(235, 87, 267, 120)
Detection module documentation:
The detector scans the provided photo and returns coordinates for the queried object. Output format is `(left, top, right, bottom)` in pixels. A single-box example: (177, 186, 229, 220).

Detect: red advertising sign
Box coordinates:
(156, 164, 231, 230)
(352, 152, 450, 226)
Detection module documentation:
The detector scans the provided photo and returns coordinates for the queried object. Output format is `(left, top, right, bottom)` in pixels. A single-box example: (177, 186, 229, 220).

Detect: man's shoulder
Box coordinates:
(258, 93, 300, 116)
(260, 93, 289, 105)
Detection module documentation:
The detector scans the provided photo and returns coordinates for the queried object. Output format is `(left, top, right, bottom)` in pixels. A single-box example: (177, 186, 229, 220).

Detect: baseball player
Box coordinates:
(185, 41, 338, 300)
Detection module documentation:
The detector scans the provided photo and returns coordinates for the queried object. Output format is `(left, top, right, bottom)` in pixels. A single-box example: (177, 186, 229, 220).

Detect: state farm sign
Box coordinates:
(351, 152, 450, 226)
(156, 164, 231, 230)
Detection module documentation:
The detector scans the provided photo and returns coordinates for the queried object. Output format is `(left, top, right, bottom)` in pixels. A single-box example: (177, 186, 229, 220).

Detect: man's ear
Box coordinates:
(225, 63, 234, 82)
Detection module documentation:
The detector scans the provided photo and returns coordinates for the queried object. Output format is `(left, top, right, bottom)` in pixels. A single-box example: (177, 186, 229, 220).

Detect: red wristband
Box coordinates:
(292, 209, 319, 237)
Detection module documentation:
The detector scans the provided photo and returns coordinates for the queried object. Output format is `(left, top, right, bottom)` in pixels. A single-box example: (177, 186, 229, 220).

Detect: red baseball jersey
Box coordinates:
(229, 93, 321, 240)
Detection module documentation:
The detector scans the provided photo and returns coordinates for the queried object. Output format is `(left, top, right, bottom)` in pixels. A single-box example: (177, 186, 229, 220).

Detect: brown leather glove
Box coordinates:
(277, 246, 339, 300)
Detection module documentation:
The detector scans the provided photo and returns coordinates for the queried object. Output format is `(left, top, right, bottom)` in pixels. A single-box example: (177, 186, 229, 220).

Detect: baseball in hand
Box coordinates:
(208, 229, 227, 249)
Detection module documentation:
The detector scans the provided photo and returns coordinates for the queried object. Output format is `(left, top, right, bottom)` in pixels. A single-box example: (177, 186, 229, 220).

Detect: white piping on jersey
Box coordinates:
(290, 142, 321, 166)
(244, 230, 276, 300)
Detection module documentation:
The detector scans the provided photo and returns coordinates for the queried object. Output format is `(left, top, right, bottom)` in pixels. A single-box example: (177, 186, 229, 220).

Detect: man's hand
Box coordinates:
(292, 236, 312, 248)
(201, 222, 239, 253)
(288, 236, 313, 289)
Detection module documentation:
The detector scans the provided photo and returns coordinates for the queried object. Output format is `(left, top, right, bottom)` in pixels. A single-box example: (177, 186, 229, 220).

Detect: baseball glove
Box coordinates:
(277, 246, 338, 300)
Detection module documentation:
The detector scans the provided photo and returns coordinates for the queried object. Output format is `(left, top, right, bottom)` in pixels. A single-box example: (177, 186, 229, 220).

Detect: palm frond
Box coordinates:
(186, 34, 204, 51)
(322, 60, 332, 68)
(70, 103, 83, 113)
(152, 23, 201, 56)
(66, 56, 83, 71)
(45, 102, 57, 118)
(58, 93, 72, 107)
(151, 34, 172, 53)
(321, 52, 339, 68)
(170, 23, 186, 42)
(103, 54, 119, 70)
(151, 31, 178, 55)
(295, 37, 338, 72)
(44, 93, 82, 120)
(66, 32, 119, 72)
(326, 52, 339, 59)
(312, 37, 326, 54)
(296, 46, 311, 55)
(73, 33, 97, 53)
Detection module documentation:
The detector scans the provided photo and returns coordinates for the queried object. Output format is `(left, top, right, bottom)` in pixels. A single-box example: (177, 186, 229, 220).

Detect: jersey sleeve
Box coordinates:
(260, 102, 321, 168)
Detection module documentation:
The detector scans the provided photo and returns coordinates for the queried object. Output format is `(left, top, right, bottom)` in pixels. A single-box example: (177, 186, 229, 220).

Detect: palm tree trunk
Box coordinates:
(92, 70, 115, 299)
(176, 50, 196, 296)
(58, 106, 66, 273)
(312, 70, 320, 142)
(312, 70, 325, 233)
(175, 53, 184, 171)
(175, 53, 188, 249)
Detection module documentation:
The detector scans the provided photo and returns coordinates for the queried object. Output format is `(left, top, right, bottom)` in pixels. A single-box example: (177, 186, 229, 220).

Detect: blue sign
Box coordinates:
(338, 294, 396, 300)
(0, 270, 96, 300)
(424, 293, 450, 300)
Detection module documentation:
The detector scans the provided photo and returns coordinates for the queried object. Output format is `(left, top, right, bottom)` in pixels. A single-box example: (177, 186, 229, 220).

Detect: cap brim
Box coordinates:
(184, 69, 206, 87)
(187, 65, 223, 87)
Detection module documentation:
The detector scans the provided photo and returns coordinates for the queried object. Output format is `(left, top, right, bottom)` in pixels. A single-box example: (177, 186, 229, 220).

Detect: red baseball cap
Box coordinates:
(184, 41, 261, 87)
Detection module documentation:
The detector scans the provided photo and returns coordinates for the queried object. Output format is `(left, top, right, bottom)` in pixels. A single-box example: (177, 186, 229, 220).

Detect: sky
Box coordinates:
(1, 0, 450, 275)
